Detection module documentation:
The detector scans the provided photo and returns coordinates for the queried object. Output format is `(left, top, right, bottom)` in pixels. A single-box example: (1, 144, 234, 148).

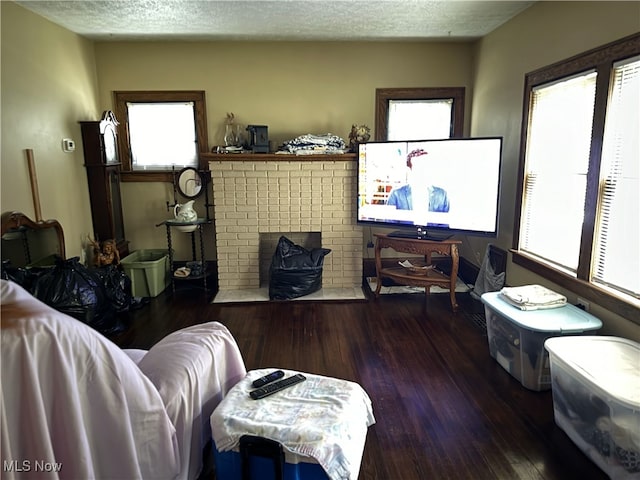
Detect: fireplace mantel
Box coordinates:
(202, 152, 356, 162)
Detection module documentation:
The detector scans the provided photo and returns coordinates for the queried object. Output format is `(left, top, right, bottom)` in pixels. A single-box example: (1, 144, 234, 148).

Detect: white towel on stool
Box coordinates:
(211, 369, 375, 480)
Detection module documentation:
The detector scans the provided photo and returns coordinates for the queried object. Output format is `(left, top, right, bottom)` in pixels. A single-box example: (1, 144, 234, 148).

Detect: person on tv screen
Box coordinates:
(386, 148, 450, 212)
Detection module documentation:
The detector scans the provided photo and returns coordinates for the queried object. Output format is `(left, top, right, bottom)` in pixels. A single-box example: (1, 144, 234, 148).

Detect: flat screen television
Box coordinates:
(357, 137, 503, 240)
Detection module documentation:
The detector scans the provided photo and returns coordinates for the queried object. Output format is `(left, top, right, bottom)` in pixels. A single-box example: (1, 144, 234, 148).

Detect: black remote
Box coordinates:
(251, 370, 285, 388)
(250, 374, 306, 400)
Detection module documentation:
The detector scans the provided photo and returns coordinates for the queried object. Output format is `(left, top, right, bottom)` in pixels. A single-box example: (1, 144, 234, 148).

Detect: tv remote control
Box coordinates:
(251, 370, 285, 388)
(250, 374, 306, 400)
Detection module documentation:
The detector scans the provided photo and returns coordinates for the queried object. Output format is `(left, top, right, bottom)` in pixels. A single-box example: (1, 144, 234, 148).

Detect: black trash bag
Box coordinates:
(93, 264, 134, 313)
(1, 259, 48, 293)
(32, 256, 121, 334)
(269, 236, 331, 300)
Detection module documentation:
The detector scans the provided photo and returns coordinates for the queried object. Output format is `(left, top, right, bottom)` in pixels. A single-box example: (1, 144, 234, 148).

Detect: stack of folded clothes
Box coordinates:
(500, 284, 567, 310)
(282, 133, 348, 155)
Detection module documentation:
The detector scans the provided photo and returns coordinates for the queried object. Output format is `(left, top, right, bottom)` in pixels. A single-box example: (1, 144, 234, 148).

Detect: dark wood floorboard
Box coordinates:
(109, 287, 607, 480)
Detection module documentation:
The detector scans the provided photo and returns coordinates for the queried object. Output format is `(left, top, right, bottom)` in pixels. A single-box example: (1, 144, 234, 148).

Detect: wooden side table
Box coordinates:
(374, 233, 462, 312)
(156, 218, 211, 297)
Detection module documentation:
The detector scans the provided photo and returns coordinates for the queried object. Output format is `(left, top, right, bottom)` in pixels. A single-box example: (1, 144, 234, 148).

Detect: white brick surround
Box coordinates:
(209, 158, 363, 291)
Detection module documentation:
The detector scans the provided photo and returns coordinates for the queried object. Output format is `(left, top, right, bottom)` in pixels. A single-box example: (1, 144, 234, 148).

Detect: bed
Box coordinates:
(1, 278, 246, 479)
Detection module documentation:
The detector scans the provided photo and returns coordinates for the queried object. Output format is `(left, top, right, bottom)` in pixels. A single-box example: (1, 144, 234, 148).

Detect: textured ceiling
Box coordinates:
(15, 1, 536, 42)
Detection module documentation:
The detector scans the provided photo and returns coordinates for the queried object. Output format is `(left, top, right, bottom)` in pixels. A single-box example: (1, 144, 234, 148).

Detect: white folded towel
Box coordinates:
(500, 284, 567, 310)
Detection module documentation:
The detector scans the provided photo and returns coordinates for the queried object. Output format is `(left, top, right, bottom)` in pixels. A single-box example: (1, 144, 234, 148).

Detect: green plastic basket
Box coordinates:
(121, 249, 170, 297)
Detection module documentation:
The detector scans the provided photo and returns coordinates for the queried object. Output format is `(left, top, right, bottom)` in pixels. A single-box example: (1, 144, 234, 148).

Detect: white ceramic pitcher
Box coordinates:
(174, 200, 197, 222)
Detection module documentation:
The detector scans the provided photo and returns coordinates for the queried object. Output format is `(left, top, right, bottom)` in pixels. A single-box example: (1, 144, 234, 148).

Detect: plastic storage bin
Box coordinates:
(121, 249, 169, 297)
(545, 336, 640, 479)
(481, 291, 602, 391)
(213, 445, 329, 480)
(211, 369, 375, 480)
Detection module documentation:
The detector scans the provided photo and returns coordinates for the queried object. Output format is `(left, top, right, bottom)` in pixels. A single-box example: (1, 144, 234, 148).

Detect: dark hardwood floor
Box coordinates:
(108, 285, 606, 480)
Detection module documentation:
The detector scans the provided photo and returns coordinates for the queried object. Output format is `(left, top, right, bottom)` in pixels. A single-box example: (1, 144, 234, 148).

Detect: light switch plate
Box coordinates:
(62, 138, 75, 152)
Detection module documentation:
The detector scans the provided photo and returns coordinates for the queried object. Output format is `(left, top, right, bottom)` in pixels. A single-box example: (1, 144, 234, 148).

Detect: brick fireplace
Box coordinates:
(209, 156, 363, 294)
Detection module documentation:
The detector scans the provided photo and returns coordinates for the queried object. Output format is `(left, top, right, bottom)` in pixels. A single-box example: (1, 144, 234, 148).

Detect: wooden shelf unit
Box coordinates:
(374, 233, 462, 312)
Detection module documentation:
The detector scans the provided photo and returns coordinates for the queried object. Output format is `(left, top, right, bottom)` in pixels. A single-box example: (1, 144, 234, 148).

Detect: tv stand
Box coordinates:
(373, 233, 461, 312)
(387, 230, 453, 242)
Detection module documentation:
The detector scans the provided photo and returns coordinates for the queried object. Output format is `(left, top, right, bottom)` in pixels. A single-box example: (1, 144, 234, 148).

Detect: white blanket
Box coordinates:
(1, 279, 180, 479)
(500, 284, 567, 310)
(212, 369, 375, 480)
(1, 279, 247, 480)
(136, 321, 247, 480)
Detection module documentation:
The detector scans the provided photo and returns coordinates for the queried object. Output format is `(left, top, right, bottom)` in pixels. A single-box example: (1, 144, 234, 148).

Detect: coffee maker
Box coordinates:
(246, 125, 269, 153)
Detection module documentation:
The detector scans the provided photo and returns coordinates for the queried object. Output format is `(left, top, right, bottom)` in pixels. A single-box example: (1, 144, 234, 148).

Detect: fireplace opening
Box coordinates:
(259, 232, 322, 288)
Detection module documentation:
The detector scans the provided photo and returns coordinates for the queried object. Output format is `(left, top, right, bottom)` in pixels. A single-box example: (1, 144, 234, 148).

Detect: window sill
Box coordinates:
(511, 249, 639, 324)
(121, 171, 175, 183)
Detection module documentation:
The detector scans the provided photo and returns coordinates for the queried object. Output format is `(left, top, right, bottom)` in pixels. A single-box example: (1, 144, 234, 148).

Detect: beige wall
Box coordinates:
(1, 1, 99, 260)
(94, 41, 474, 148)
(93, 40, 474, 258)
(470, 1, 640, 340)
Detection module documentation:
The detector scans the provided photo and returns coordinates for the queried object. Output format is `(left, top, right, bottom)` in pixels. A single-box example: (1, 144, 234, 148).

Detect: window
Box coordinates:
(593, 56, 639, 298)
(113, 91, 209, 182)
(513, 33, 640, 322)
(375, 87, 465, 141)
(519, 71, 596, 273)
(387, 99, 454, 140)
(127, 102, 198, 170)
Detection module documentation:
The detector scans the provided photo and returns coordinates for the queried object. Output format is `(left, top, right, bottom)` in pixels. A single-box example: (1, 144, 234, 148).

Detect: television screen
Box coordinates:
(357, 137, 503, 239)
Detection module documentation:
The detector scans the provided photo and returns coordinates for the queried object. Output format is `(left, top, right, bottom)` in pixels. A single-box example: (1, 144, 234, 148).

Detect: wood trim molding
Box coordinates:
(374, 87, 465, 141)
(511, 250, 639, 324)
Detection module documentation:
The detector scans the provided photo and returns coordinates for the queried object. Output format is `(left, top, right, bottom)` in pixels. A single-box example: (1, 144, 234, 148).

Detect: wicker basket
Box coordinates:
(398, 260, 434, 276)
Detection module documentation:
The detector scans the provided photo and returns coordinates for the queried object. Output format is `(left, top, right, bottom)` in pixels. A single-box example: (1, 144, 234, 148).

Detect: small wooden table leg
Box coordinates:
(450, 289, 459, 312)
(450, 244, 459, 312)
(374, 277, 382, 298)
(374, 238, 383, 298)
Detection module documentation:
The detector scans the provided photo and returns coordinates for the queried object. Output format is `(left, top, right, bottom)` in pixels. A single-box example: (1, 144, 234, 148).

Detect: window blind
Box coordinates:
(520, 71, 597, 273)
(592, 56, 640, 298)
